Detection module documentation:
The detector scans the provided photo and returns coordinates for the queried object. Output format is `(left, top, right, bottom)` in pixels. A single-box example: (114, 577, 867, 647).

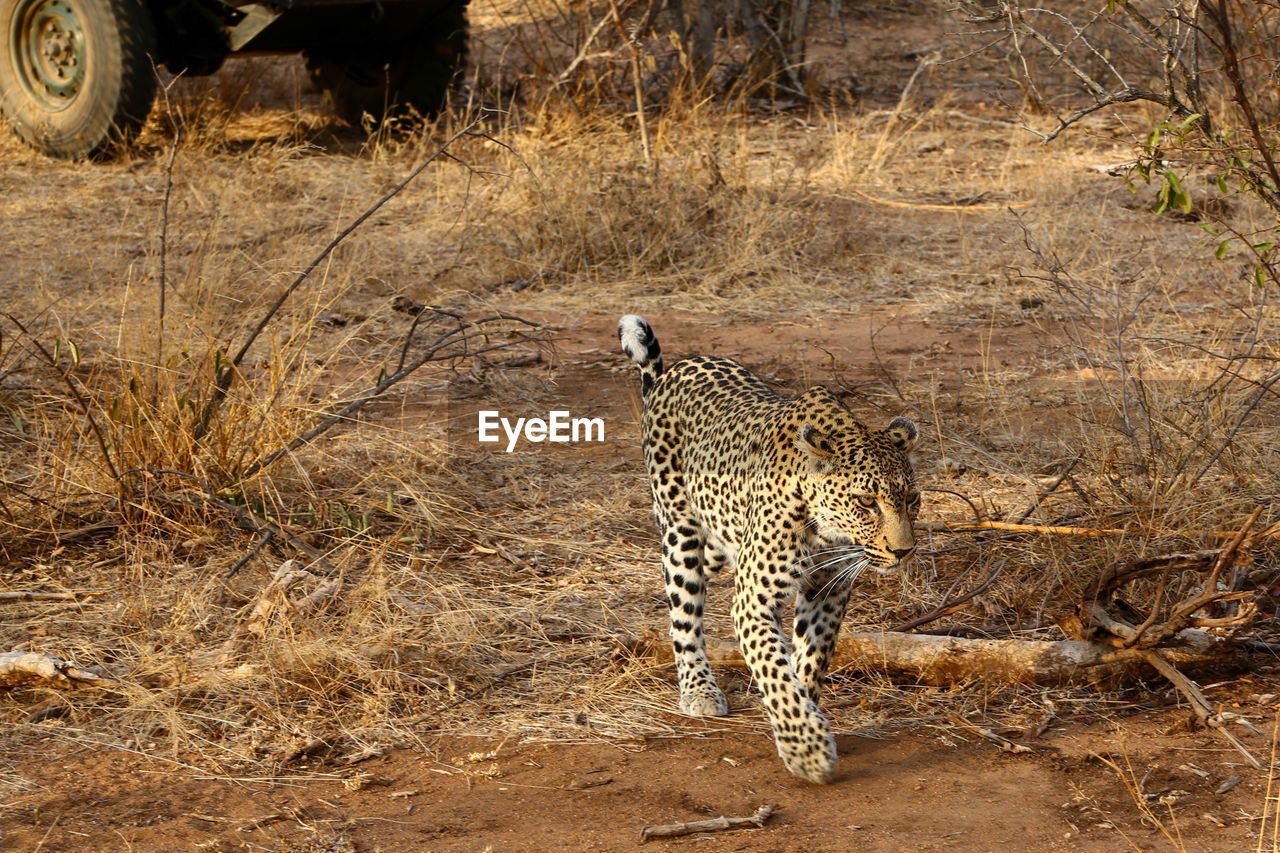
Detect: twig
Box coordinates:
(889, 559, 1007, 632)
(554, 13, 614, 85)
(607, 0, 652, 170)
(640, 804, 776, 842)
(1015, 458, 1079, 523)
(3, 314, 120, 485)
(153, 67, 182, 360)
(850, 188, 1030, 212)
(1138, 649, 1264, 770)
(158, 127, 179, 360)
(949, 716, 1034, 754)
(237, 311, 542, 481)
(866, 50, 940, 174)
(949, 519, 1279, 540)
(1203, 0, 1280, 208)
(0, 591, 82, 602)
(196, 121, 490, 438)
(1079, 515, 1260, 650)
(222, 530, 274, 589)
(1147, 507, 1261, 644)
(949, 520, 1126, 536)
(1082, 549, 1220, 606)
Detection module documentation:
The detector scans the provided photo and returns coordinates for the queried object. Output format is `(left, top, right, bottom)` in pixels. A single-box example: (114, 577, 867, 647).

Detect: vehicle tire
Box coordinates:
(305, 0, 467, 126)
(0, 0, 157, 158)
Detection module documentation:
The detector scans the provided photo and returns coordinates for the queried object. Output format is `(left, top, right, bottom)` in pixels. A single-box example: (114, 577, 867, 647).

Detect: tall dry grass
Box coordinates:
(0, 2, 1276, 792)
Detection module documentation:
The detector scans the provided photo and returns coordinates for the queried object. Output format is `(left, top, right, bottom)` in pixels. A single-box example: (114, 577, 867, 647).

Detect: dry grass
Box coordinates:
(0, 3, 1277, 791)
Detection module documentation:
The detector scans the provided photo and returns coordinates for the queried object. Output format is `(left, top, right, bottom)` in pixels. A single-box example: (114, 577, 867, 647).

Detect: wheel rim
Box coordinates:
(9, 0, 85, 112)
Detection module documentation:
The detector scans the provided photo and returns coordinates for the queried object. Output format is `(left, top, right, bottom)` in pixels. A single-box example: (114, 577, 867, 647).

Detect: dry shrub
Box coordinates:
(878, 210, 1280, 632)
(483, 112, 817, 298)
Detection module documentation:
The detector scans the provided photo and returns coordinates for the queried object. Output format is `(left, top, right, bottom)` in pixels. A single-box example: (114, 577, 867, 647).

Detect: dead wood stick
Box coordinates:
(889, 559, 1007, 632)
(947, 518, 1279, 539)
(292, 578, 341, 616)
(1206, 506, 1261, 588)
(1138, 649, 1264, 770)
(553, 12, 613, 84)
(947, 521, 1128, 536)
(640, 804, 776, 842)
(850, 188, 1032, 211)
(1134, 508, 1263, 646)
(949, 716, 1033, 754)
(237, 812, 291, 832)
(1014, 457, 1079, 524)
(1090, 549, 1220, 596)
(199, 560, 308, 671)
(0, 651, 112, 689)
(0, 591, 82, 602)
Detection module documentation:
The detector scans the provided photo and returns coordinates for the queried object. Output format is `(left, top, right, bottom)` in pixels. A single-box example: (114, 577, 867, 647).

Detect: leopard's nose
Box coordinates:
(890, 547, 915, 562)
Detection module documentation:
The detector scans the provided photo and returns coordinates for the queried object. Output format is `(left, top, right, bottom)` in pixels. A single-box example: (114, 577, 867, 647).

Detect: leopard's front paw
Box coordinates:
(775, 703, 838, 783)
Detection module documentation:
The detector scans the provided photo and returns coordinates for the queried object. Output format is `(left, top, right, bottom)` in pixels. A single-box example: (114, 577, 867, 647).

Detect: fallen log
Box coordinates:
(628, 628, 1232, 687)
(0, 651, 112, 689)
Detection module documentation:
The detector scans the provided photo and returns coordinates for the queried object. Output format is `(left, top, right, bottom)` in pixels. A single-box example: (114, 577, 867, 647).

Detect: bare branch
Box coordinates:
(237, 311, 543, 481)
(196, 121, 492, 438)
(641, 805, 776, 842)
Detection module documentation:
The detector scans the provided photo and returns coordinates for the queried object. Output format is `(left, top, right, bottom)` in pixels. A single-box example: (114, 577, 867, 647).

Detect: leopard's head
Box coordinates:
(796, 415, 920, 573)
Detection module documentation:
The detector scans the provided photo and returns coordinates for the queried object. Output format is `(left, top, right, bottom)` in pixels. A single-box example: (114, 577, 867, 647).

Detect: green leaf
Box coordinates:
(1217, 174, 1228, 193)
(1256, 265, 1267, 287)
(1216, 239, 1231, 260)
(68, 340, 80, 367)
(1164, 170, 1191, 214)
(52, 338, 61, 364)
(1178, 113, 1202, 133)
(1253, 242, 1276, 253)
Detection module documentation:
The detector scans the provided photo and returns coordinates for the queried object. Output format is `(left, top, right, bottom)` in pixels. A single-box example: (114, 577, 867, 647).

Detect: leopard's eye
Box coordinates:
(856, 495, 877, 509)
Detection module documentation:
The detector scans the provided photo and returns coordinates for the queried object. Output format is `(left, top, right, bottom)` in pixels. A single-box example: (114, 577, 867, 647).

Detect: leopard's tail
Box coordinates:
(618, 314, 664, 400)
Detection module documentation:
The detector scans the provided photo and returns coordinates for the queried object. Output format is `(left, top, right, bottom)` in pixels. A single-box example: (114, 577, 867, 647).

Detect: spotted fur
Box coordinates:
(619, 314, 921, 783)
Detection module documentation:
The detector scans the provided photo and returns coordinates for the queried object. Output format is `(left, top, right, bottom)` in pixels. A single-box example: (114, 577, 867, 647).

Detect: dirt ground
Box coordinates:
(4, 705, 1276, 853)
(3, 1, 1280, 851)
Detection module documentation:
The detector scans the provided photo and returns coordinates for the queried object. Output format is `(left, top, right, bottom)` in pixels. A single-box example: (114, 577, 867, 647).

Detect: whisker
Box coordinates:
(804, 548, 872, 598)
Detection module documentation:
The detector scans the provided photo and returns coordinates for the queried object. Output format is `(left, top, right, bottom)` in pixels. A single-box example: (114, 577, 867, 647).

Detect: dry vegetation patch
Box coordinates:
(1, 1, 1279, 848)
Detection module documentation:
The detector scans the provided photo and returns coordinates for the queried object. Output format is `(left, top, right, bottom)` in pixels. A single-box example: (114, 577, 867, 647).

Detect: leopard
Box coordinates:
(618, 314, 921, 784)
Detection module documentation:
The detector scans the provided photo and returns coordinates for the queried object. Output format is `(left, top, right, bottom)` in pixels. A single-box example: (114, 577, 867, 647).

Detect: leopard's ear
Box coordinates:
(883, 416, 919, 454)
(796, 424, 836, 474)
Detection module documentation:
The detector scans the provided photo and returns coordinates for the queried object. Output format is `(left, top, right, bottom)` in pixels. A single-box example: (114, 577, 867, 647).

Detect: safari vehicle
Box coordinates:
(0, 0, 469, 158)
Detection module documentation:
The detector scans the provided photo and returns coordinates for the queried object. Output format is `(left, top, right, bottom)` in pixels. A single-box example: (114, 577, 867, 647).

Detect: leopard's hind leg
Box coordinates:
(658, 513, 728, 717)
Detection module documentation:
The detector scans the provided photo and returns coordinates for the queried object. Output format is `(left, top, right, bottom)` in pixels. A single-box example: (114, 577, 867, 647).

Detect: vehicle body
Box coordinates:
(0, 0, 469, 158)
